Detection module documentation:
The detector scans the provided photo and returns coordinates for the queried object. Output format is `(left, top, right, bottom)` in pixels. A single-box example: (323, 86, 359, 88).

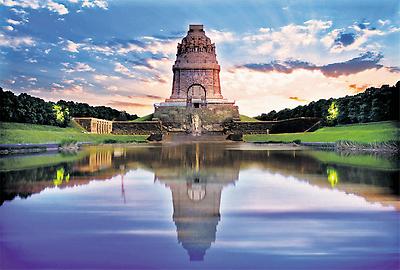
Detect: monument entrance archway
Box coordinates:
(187, 84, 206, 108)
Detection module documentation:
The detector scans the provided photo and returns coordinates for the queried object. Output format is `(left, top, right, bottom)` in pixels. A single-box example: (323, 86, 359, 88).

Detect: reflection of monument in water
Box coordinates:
(155, 144, 239, 261)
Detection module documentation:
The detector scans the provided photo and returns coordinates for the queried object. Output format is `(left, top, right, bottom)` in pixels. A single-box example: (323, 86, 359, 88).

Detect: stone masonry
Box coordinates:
(154, 24, 239, 133)
(168, 24, 223, 102)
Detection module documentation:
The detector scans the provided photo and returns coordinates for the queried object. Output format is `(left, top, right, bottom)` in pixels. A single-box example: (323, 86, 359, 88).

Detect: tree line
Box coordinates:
(255, 82, 400, 125)
(0, 87, 138, 127)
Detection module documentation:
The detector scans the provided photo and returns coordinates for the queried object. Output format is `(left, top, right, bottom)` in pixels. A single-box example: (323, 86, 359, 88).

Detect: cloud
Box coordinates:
(348, 84, 369, 93)
(26, 58, 37, 63)
(51, 82, 64, 88)
(82, 0, 108, 10)
(3, 26, 14, 31)
(378, 19, 390, 26)
(114, 62, 134, 78)
(1, 0, 107, 15)
(128, 94, 163, 100)
(62, 62, 95, 73)
(319, 52, 384, 77)
(207, 29, 236, 44)
(46, 0, 68, 15)
(240, 52, 389, 78)
(106, 85, 118, 92)
(0, 31, 35, 49)
(63, 40, 81, 53)
(10, 8, 28, 15)
(289, 97, 308, 102)
(93, 74, 120, 81)
(322, 21, 390, 53)
(79, 38, 146, 56)
(0, 0, 41, 9)
(63, 84, 84, 94)
(6, 19, 22, 25)
(242, 20, 333, 58)
(107, 101, 151, 108)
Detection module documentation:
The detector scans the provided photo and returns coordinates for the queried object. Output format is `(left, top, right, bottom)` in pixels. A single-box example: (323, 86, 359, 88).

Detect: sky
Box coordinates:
(0, 0, 399, 116)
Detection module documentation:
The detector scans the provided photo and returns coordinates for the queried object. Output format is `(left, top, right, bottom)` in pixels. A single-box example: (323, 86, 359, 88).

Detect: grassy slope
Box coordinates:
(244, 121, 399, 143)
(0, 122, 147, 144)
(132, 114, 154, 122)
(239, 115, 260, 122)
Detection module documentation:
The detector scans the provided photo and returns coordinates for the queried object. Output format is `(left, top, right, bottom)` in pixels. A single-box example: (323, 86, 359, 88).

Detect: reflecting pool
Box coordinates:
(0, 142, 399, 269)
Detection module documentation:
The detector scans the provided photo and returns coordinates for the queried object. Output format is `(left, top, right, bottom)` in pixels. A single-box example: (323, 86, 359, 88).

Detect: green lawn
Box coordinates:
(239, 115, 260, 122)
(0, 122, 147, 144)
(244, 121, 399, 143)
(132, 113, 154, 122)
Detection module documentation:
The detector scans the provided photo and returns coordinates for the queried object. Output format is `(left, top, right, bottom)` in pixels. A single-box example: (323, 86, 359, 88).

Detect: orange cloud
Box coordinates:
(289, 96, 308, 102)
(348, 83, 369, 93)
(107, 101, 152, 108)
(127, 94, 164, 100)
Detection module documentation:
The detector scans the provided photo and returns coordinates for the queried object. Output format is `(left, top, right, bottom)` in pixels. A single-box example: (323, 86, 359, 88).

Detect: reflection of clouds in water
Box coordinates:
(222, 169, 395, 212)
(217, 239, 311, 248)
(93, 229, 176, 237)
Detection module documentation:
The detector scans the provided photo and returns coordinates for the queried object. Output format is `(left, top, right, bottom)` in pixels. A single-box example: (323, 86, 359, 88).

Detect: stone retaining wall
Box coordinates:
(73, 116, 320, 136)
(112, 121, 163, 135)
(229, 117, 320, 134)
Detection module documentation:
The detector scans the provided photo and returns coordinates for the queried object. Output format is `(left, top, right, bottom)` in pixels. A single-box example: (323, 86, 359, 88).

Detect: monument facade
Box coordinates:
(154, 24, 240, 133)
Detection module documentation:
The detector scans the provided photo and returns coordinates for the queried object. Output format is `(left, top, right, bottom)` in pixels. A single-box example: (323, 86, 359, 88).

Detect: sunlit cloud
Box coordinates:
(0, 0, 108, 15)
(239, 52, 390, 78)
(289, 97, 308, 102)
(0, 31, 35, 49)
(63, 40, 81, 53)
(107, 100, 152, 108)
(348, 83, 370, 93)
(61, 62, 95, 73)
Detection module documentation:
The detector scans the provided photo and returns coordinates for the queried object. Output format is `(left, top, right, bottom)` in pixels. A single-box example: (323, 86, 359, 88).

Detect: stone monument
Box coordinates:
(154, 24, 239, 133)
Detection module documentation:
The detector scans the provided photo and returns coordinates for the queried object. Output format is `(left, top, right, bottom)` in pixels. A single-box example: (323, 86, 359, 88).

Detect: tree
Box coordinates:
(326, 101, 339, 125)
(255, 81, 399, 126)
(53, 105, 70, 127)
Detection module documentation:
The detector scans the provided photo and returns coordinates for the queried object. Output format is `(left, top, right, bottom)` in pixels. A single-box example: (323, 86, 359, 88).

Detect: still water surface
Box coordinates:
(0, 142, 399, 269)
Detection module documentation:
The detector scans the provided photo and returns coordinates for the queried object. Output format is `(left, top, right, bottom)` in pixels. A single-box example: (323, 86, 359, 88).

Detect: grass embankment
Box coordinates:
(132, 114, 154, 122)
(239, 115, 260, 122)
(0, 122, 147, 144)
(244, 121, 399, 143)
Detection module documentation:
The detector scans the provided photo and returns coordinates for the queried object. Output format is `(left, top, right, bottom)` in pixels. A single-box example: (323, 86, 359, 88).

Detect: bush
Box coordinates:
(60, 139, 78, 146)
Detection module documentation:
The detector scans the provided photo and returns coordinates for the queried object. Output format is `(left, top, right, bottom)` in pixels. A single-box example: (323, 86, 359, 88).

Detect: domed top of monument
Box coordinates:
(175, 24, 218, 67)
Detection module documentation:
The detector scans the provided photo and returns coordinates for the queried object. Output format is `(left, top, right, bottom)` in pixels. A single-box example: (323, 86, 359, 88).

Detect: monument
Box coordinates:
(154, 24, 240, 133)
(74, 25, 320, 137)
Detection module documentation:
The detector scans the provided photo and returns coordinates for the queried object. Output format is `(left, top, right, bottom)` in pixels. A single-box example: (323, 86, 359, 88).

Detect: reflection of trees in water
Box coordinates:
(1, 144, 398, 211)
(1, 145, 398, 205)
(327, 167, 339, 187)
